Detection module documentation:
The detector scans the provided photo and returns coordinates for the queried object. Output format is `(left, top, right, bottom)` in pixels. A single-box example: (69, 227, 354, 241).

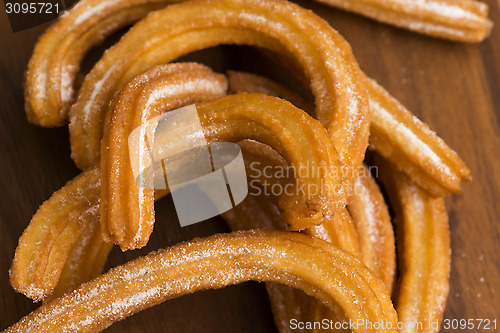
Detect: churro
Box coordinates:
(9, 167, 109, 302)
(68, 0, 368, 174)
(348, 165, 396, 291)
(5, 231, 397, 333)
(228, 70, 471, 196)
(378, 158, 450, 333)
(366, 77, 471, 196)
(25, 0, 182, 127)
(311, 0, 493, 42)
(100, 63, 229, 250)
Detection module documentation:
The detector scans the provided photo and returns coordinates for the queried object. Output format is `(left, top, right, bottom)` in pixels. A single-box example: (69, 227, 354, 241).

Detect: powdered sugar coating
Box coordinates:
(410, 0, 481, 21)
(73, 1, 116, 26)
(356, 177, 379, 244)
(4, 231, 397, 332)
(370, 98, 453, 178)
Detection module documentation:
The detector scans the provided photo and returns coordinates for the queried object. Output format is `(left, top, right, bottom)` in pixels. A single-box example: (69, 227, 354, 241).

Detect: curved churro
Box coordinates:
(103, 86, 347, 249)
(311, 0, 493, 43)
(5, 231, 397, 333)
(25, 0, 182, 127)
(378, 158, 450, 333)
(348, 165, 395, 291)
(224, 141, 399, 333)
(100, 63, 230, 250)
(9, 167, 109, 302)
(225, 193, 356, 333)
(24, 0, 492, 129)
(236, 140, 359, 253)
(299, 171, 397, 333)
(69, 0, 368, 177)
(9, 140, 348, 302)
(366, 77, 471, 196)
(12, 86, 352, 300)
(11, 64, 229, 300)
(227, 70, 471, 196)
(227, 72, 399, 331)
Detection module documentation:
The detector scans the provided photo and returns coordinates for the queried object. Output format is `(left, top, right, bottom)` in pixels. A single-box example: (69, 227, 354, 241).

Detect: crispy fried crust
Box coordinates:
(67, 0, 368, 172)
(378, 157, 451, 333)
(5, 231, 397, 333)
(312, 0, 492, 43)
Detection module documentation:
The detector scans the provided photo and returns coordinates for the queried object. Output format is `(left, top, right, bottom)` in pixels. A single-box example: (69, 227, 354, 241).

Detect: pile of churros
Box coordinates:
(6, 0, 491, 331)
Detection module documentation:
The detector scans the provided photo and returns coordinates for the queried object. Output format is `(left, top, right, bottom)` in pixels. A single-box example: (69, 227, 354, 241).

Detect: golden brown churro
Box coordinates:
(227, 74, 397, 289)
(68, 0, 368, 173)
(5, 231, 397, 333)
(226, 71, 400, 332)
(348, 165, 396, 291)
(11, 0, 472, 330)
(24, 0, 492, 128)
(223, 140, 400, 333)
(103, 82, 348, 249)
(11, 63, 228, 300)
(311, 0, 493, 43)
(366, 77, 471, 196)
(25, 0, 182, 127)
(378, 158, 451, 333)
(9, 168, 107, 302)
(100, 63, 229, 250)
(228, 70, 471, 196)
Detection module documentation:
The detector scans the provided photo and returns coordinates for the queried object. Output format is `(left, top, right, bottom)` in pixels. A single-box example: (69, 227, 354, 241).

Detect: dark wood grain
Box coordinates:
(0, 1, 499, 332)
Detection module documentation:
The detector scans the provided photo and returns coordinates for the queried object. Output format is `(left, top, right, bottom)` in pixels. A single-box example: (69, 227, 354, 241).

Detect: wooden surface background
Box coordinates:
(0, 0, 499, 332)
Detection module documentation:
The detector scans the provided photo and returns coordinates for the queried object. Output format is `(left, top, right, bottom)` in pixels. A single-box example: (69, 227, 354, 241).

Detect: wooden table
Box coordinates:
(0, 1, 499, 331)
